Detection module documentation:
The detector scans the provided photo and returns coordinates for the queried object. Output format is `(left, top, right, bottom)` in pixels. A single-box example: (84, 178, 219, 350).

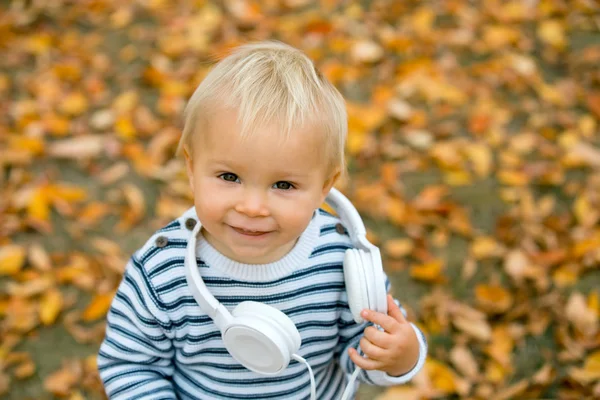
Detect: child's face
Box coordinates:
(184, 108, 339, 264)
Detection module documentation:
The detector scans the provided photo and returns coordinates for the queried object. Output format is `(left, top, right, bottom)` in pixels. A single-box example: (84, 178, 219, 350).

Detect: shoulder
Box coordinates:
(310, 208, 354, 257)
(129, 207, 197, 281)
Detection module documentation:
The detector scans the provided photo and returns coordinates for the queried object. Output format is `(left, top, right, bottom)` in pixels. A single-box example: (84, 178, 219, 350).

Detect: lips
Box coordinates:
(230, 226, 271, 236)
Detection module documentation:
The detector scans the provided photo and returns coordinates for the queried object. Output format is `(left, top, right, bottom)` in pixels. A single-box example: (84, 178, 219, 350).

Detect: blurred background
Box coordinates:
(1, 0, 599, 399)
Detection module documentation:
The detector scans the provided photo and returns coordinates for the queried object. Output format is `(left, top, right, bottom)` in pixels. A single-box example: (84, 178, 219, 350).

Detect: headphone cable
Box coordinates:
(340, 364, 361, 400)
(292, 354, 316, 400)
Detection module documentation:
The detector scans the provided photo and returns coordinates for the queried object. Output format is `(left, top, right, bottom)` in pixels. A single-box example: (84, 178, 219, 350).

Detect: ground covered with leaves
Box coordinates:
(1, 0, 599, 399)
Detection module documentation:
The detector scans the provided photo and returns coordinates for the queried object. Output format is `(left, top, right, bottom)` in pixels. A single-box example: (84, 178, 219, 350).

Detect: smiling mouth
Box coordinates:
(230, 226, 271, 236)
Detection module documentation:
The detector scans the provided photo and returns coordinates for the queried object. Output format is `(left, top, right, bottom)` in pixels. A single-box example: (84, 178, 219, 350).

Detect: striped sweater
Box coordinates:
(98, 207, 428, 399)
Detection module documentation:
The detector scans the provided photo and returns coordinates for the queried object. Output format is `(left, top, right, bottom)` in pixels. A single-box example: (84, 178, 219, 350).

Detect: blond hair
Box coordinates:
(177, 41, 347, 175)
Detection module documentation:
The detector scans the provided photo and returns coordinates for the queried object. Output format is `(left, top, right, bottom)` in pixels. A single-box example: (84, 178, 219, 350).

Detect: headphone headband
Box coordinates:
(185, 221, 232, 328)
(324, 188, 366, 241)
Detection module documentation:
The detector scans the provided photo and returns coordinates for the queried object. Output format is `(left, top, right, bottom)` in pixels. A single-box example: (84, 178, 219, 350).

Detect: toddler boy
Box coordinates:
(98, 41, 427, 399)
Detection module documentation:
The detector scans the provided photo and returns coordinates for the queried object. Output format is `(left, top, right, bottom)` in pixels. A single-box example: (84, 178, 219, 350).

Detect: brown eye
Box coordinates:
(273, 181, 293, 190)
(219, 173, 239, 183)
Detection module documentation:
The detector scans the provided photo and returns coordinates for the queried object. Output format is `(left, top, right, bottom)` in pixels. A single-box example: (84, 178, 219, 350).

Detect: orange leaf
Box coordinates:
(82, 292, 116, 322)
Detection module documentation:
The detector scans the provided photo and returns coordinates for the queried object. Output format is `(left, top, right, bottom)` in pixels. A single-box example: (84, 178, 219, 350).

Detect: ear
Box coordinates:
(320, 169, 341, 203)
(183, 146, 195, 193)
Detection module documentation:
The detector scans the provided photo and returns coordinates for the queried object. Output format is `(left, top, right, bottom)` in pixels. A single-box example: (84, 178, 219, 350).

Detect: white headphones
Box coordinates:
(184, 188, 388, 399)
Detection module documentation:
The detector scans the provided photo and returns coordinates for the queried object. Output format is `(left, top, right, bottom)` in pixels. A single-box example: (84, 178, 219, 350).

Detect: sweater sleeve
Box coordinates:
(336, 279, 428, 386)
(97, 253, 176, 399)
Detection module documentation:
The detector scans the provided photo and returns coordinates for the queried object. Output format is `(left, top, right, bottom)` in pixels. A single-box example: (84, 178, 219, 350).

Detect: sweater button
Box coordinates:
(335, 223, 346, 235)
(155, 236, 168, 248)
(185, 218, 197, 230)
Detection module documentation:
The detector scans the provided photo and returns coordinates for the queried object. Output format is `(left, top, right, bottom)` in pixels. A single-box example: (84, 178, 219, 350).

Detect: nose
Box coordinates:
(235, 189, 270, 217)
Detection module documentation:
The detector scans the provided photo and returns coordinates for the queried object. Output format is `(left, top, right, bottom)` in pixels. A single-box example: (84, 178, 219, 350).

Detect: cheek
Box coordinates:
(279, 206, 315, 233)
(194, 181, 228, 220)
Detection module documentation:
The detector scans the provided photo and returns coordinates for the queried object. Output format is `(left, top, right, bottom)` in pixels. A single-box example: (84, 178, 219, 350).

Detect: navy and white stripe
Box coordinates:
(98, 208, 427, 399)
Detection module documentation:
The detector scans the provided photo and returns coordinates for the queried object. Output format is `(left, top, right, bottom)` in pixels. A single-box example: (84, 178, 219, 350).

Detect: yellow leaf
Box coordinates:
(475, 284, 513, 313)
(162, 80, 189, 96)
(27, 33, 52, 54)
(39, 288, 63, 325)
(27, 187, 51, 221)
(470, 236, 502, 260)
(82, 292, 116, 322)
(346, 129, 367, 155)
(483, 25, 521, 48)
(44, 114, 71, 136)
(9, 136, 45, 155)
(411, 7, 434, 36)
(552, 264, 579, 288)
(383, 238, 413, 259)
(573, 194, 597, 225)
(444, 170, 472, 186)
(48, 184, 87, 203)
(465, 143, 492, 177)
(497, 170, 529, 186)
(537, 19, 567, 48)
(588, 291, 599, 318)
(59, 92, 88, 116)
(426, 359, 458, 394)
(410, 259, 446, 283)
(578, 114, 597, 138)
(0, 245, 26, 276)
(113, 91, 139, 113)
(485, 359, 511, 384)
(115, 117, 137, 140)
(572, 233, 600, 258)
(569, 350, 600, 384)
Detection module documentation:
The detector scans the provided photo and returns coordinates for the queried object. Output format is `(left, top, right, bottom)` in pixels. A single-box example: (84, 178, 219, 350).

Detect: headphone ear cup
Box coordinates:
(344, 249, 370, 323)
(359, 249, 376, 311)
(223, 301, 301, 375)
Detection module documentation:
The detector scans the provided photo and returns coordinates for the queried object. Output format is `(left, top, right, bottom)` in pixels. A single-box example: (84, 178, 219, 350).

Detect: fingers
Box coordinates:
(348, 348, 380, 371)
(386, 295, 408, 323)
(359, 337, 386, 359)
(363, 325, 388, 347)
(361, 295, 408, 331)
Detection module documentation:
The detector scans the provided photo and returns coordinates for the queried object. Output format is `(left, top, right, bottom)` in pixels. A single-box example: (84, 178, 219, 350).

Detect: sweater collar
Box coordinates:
(180, 208, 319, 282)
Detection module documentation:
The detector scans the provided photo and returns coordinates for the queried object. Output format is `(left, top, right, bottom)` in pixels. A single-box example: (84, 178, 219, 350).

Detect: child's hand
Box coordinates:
(348, 295, 420, 377)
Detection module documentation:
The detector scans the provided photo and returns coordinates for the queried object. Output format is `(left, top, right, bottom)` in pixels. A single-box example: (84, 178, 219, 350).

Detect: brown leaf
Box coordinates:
(44, 360, 82, 396)
(450, 345, 479, 379)
(565, 293, 598, 337)
(47, 135, 107, 160)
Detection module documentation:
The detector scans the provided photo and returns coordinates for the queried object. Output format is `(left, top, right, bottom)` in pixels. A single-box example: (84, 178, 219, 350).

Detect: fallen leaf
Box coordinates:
(81, 292, 116, 322)
(0, 245, 26, 276)
(39, 288, 64, 325)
